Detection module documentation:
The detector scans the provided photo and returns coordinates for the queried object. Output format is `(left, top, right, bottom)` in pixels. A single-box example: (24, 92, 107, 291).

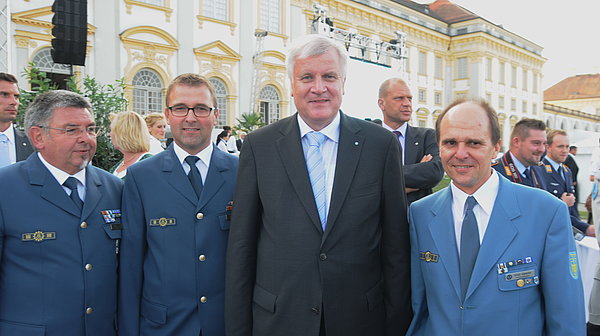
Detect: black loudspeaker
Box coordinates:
(51, 0, 88, 66)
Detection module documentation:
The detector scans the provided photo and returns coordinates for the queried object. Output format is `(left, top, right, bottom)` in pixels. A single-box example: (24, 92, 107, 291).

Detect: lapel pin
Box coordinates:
(354, 141, 359, 146)
(415, 142, 419, 145)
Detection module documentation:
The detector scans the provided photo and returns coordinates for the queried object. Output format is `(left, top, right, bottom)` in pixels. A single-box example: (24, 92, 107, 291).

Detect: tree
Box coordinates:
(17, 64, 128, 171)
(236, 112, 264, 132)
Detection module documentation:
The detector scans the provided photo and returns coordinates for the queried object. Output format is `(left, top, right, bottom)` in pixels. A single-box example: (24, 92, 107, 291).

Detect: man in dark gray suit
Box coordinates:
(0, 73, 33, 167)
(378, 78, 443, 204)
(225, 35, 411, 336)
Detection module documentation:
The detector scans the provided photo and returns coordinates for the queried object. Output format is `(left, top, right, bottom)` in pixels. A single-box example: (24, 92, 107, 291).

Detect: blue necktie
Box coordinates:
(306, 131, 328, 230)
(522, 167, 533, 187)
(185, 155, 203, 199)
(63, 177, 83, 214)
(460, 196, 480, 301)
(0, 134, 10, 168)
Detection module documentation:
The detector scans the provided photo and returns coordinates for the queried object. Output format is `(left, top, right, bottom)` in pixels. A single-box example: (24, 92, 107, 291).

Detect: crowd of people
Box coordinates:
(0, 34, 596, 335)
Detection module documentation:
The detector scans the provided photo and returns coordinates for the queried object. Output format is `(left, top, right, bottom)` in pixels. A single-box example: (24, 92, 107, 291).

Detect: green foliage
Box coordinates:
(17, 64, 128, 171)
(67, 76, 128, 170)
(236, 112, 264, 131)
(432, 174, 450, 193)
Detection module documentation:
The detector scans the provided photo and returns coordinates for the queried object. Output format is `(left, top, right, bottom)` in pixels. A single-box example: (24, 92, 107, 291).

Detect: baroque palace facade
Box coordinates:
(2, 0, 598, 145)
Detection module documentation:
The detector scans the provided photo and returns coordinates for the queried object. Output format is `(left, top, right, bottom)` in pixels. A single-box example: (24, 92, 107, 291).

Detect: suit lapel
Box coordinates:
(162, 147, 198, 206)
(82, 167, 102, 219)
(26, 154, 82, 217)
(403, 125, 419, 164)
(197, 146, 227, 210)
(429, 187, 461, 299)
(466, 176, 519, 299)
(276, 116, 323, 233)
(323, 113, 363, 242)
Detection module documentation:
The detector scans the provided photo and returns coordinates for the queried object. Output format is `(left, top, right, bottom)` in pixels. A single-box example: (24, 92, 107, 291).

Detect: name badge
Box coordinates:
(150, 217, 176, 227)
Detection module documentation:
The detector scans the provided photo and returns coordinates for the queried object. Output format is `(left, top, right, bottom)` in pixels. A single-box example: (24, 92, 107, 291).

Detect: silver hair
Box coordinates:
(286, 35, 349, 80)
(24, 90, 93, 139)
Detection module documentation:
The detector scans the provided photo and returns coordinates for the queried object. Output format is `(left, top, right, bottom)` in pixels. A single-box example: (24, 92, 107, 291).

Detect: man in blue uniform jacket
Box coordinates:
(408, 99, 585, 335)
(0, 90, 123, 335)
(539, 129, 593, 236)
(119, 73, 238, 335)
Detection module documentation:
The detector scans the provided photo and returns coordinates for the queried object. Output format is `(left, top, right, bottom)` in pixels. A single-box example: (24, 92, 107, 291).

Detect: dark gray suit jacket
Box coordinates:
(403, 125, 443, 204)
(225, 112, 411, 336)
(14, 127, 33, 162)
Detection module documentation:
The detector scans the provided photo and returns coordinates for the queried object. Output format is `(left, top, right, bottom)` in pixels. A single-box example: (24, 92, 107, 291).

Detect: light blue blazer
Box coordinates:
(118, 145, 238, 336)
(408, 171, 585, 336)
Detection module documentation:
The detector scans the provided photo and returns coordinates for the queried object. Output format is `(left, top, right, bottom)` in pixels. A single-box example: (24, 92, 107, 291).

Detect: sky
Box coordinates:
(429, 0, 600, 90)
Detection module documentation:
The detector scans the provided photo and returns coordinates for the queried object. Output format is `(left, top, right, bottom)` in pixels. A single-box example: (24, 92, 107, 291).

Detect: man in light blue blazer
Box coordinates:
(119, 74, 238, 335)
(0, 90, 123, 335)
(408, 98, 585, 336)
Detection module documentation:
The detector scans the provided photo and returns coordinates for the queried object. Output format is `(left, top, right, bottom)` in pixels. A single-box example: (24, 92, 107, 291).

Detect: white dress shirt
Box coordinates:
(298, 113, 340, 216)
(0, 123, 17, 164)
(450, 170, 499, 251)
(173, 142, 212, 184)
(38, 152, 87, 201)
(382, 122, 407, 165)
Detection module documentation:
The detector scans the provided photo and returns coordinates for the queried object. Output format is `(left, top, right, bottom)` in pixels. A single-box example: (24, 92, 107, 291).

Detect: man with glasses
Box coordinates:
(119, 73, 238, 335)
(0, 90, 123, 335)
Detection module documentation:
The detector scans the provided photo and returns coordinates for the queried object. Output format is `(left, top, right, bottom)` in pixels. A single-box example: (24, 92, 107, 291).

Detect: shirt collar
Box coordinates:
(0, 123, 15, 144)
(172, 141, 213, 168)
(544, 156, 561, 171)
(297, 112, 340, 143)
(509, 151, 528, 175)
(450, 169, 499, 217)
(382, 122, 408, 136)
(37, 152, 87, 186)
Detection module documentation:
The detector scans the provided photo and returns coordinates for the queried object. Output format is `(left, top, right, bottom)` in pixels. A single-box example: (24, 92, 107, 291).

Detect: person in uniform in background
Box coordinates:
(0, 90, 123, 335)
(538, 130, 593, 236)
(564, 145, 579, 202)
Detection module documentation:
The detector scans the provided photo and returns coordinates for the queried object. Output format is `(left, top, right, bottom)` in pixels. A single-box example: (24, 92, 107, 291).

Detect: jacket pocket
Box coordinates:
(141, 298, 168, 325)
(103, 223, 122, 239)
(366, 279, 384, 311)
(497, 263, 539, 291)
(253, 284, 277, 313)
(0, 319, 45, 336)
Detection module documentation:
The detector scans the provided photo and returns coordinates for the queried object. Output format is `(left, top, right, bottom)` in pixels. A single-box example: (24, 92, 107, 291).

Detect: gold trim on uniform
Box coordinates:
(150, 217, 176, 227)
(22, 231, 56, 242)
(419, 251, 439, 262)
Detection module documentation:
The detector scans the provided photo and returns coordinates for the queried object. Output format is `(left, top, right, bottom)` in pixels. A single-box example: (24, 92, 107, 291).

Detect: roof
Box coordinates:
(544, 74, 600, 100)
(426, 0, 479, 24)
(390, 0, 480, 24)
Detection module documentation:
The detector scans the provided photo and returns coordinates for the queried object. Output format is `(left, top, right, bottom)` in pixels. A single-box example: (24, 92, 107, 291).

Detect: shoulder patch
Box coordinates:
(569, 251, 579, 279)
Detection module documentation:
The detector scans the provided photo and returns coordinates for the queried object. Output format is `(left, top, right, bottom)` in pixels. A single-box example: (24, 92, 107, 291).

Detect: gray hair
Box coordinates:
(286, 35, 349, 80)
(25, 90, 93, 137)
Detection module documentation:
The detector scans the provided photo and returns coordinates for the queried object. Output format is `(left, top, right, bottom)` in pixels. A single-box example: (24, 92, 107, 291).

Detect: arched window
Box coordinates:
(560, 120, 566, 130)
(32, 48, 72, 89)
(132, 69, 163, 114)
(209, 77, 228, 127)
(259, 85, 280, 124)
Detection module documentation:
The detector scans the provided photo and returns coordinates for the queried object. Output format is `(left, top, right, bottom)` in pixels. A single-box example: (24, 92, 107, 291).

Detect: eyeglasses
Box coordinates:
(39, 125, 99, 137)
(168, 105, 215, 118)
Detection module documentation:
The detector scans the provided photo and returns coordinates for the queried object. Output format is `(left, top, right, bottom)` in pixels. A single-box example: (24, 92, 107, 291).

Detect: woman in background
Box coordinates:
(145, 112, 167, 153)
(216, 130, 230, 152)
(109, 111, 153, 179)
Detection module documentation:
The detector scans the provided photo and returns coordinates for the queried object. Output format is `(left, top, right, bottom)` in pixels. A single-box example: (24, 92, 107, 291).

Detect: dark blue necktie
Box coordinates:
(460, 196, 480, 301)
(392, 131, 404, 165)
(63, 177, 83, 214)
(185, 156, 203, 199)
(522, 168, 533, 187)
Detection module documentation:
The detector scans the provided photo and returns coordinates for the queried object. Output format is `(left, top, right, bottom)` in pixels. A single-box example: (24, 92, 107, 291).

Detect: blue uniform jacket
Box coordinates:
(0, 153, 123, 336)
(118, 145, 238, 336)
(407, 172, 585, 335)
(538, 158, 589, 233)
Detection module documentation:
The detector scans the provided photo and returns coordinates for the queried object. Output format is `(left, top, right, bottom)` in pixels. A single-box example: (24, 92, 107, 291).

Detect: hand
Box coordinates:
(591, 175, 596, 182)
(560, 192, 575, 207)
(406, 187, 419, 193)
(586, 225, 596, 237)
(420, 154, 433, 163)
